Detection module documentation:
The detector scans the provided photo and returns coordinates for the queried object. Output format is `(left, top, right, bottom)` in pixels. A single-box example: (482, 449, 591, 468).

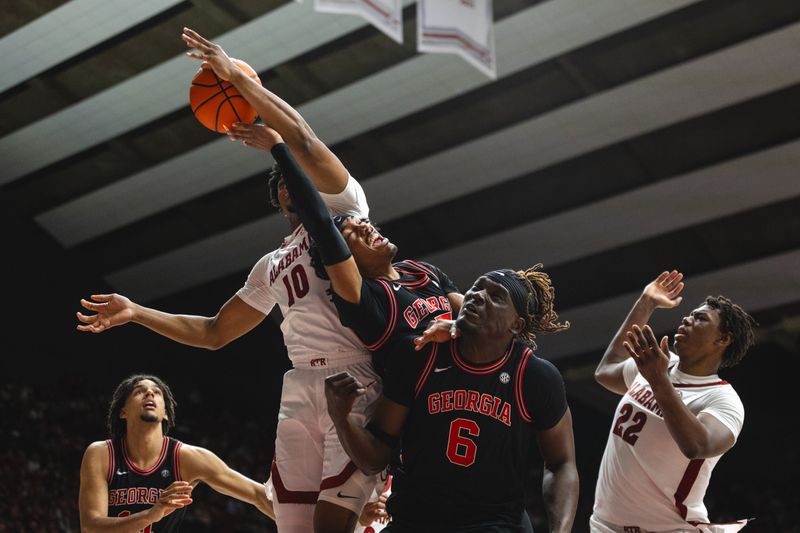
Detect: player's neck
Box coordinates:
(457, 332, 511, 365)
(676, 357, 720, 377)
(375, 265, 400, 281)
(124, 424, 165, 468)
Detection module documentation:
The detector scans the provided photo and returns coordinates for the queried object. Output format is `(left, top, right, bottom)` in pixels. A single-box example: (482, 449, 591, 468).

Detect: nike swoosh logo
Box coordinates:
(116, 469, 128, 475)
(433, 366, 452, 373)
(392, 285, 401, 291)
(337, 491, 359, 499)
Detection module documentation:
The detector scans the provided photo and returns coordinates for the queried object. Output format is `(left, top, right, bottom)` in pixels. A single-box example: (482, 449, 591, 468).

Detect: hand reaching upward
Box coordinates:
(77, 294, 136, 333)
(642, 270, 685, 309)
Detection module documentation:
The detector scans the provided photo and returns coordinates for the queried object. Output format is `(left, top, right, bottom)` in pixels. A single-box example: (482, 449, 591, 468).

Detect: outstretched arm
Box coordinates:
(325, 372, 408, 475)
(178, 445, 274, 518)
(77, 293, 266, 350)
(79, 442, 193, 533)
(624, 326, 737, 459)
(269, 141, 364, 303)
(536, 410, 579, 533)
(181, 28, 348, 194)
(595, 270, 684, 394)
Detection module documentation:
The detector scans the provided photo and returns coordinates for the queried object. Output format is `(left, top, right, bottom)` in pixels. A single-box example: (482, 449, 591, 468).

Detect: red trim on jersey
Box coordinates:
(320, 461, 358, 490)
(451, 339, 515, 374)
(106, 440, 115, 484)
(404, 260, 438, 283)
(674, 458, 704, 519)
(122, 436, 169, 475)
(393, 262, 431, 288)
(514, 348, 534, 423)
(414, 343, 439, 399)
(173, 440, 183, 482)
(673, 381, 729, 388)
(270, 458, 319, 504)
(361, 279, 398, 351)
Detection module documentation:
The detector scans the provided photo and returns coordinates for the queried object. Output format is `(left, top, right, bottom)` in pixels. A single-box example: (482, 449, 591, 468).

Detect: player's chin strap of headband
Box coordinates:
(484, 269, 538, 318)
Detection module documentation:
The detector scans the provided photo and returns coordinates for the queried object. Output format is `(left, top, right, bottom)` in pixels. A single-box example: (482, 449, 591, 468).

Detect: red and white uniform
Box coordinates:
(237, 176, 381, 531)
(591, 355, 745, 533)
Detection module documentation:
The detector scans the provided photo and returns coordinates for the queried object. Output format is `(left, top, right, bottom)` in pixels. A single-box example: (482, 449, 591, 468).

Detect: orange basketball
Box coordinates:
(189, 59, 261, 133)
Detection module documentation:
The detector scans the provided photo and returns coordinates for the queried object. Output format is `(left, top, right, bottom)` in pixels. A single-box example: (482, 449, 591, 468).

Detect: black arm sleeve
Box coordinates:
(270, 143, 351, 266)
(522, 356, 568, 430)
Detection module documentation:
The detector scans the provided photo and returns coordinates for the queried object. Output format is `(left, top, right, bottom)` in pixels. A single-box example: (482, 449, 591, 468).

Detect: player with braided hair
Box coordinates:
(326, 265, 579, 531)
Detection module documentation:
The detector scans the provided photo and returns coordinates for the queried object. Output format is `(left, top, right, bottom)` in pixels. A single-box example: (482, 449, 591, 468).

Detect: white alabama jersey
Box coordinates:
(237, 175, 370, 367)
(593, 355, 744, 531)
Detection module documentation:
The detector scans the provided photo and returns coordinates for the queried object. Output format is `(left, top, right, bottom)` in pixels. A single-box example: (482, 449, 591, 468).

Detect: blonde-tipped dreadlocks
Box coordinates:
(516, 264, 570, 350)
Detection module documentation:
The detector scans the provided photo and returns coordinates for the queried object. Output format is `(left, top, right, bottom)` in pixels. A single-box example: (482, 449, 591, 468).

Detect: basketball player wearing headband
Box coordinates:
(79, 374, 273, 532)
(77, 29, 382, 533)
(257, 133, 577, 531)
(591, 271, 755, 532)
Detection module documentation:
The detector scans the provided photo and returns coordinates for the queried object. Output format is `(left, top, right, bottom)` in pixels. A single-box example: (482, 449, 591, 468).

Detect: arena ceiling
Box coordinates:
(3, 0, 799, 392)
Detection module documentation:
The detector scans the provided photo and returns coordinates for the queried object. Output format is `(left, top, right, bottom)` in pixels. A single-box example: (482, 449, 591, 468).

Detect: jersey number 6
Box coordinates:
(446, 418, 480, 467)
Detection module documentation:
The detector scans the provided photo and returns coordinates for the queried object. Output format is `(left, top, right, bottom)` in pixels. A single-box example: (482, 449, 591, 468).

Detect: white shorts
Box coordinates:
(269, 359, 382, 527)
(589, 515, 747, 533)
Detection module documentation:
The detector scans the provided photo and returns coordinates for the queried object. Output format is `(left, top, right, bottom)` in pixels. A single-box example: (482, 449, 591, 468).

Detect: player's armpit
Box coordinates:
(594, 361, 629, 396)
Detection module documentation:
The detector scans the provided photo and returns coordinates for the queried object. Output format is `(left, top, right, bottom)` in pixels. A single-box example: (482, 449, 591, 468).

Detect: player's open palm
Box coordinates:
(642, 270, 684, 309)
(76, 293, 135, 333)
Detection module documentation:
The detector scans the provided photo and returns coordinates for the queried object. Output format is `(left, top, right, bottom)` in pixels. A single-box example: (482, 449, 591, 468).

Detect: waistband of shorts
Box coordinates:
(290, 351, 372, 370)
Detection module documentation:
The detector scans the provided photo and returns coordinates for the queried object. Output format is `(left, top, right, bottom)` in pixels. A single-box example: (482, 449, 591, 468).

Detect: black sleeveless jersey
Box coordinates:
(385, 338, 568, 530)
(106, 437, 186, 532)
(333, 259, 458, 376)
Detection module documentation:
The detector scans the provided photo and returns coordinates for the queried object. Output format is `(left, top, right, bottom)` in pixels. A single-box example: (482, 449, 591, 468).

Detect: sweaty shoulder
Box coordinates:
(521, 354, 568, 430)
(319, 174, 369, 218)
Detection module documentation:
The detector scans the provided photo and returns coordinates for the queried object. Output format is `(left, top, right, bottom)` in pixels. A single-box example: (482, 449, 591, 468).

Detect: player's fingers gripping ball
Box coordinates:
(189, 59, 260, 133)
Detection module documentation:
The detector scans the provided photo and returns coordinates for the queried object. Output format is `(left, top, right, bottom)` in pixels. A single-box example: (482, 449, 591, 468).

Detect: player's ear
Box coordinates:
(119, 408, 127, 420)
(716, 332, 732, 347)
(509, 316, 524, 336)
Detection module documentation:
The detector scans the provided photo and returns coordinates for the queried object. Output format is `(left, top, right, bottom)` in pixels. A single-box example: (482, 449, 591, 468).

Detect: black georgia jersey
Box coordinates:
(333, 259, 458, 376)
(385, 338, 568, 530)
(106, 436, 186, 532)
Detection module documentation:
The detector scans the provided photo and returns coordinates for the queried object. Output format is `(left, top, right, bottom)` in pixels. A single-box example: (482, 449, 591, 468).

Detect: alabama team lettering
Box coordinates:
(108, 487, 163, 506)
(428, 390, 511, 427)
(269, 235, 310, 285)
(403, 296, 451, 328)
(626, 383, 663, 417)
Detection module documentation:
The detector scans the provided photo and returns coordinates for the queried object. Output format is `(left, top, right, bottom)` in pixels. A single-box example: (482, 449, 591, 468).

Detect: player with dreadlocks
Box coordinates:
(326, 265, 580, 532)
(79, 374, 273, 532)
(255, 126, 578, 531)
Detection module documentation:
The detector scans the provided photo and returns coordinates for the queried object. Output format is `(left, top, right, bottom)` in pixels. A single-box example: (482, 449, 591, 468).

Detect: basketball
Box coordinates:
(189, 59, 260, 133)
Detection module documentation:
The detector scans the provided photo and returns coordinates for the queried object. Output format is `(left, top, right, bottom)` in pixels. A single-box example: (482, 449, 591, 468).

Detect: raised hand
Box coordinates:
(359, 492, 389, 526)
(181, 27, 239, 81)
(76, 293, 135, 333)
(324, 372, 366, 424)
(642, 270, 684, 309)
(150, 481, 193, 522)
(623, 324, 671, 384)
(226, 122, 284, 151)
(413, 319, 459, 351)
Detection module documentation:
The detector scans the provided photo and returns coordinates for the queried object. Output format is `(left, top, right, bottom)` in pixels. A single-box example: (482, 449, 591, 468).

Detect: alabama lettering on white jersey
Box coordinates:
(236, 175, 370, 367)
(593, 354, 744, 531)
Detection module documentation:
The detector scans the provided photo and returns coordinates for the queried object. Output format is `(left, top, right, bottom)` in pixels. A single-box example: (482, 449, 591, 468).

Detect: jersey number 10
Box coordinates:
(282, 265, 310, 306)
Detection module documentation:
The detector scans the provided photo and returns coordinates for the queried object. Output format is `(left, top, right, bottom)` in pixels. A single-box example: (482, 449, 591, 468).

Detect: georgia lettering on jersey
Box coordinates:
(332, 260, 458, 376)
(106, 437, 186, 533)
(384, 338, 568, 529)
